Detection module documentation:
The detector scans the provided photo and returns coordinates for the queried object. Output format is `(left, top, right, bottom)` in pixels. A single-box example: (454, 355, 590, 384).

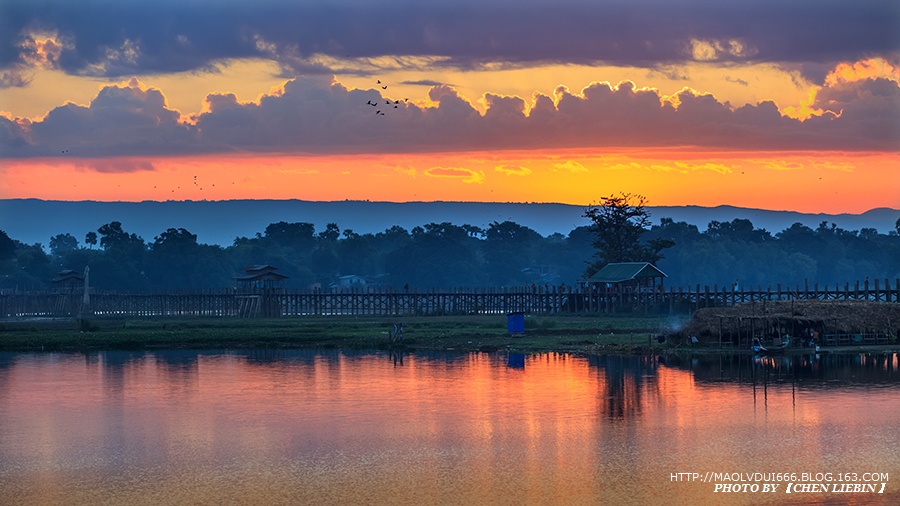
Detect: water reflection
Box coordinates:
(0, 350, 897, 505)
(589, 355, 660, 419)
(663, 352, 900, 387)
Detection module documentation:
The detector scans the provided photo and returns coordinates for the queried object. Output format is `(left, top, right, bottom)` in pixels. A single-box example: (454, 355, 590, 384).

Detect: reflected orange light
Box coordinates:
(3, 352, 900, 504)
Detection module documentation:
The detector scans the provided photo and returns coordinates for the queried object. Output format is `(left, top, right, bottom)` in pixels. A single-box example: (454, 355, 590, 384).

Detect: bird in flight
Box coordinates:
(367, 79, 404, 116)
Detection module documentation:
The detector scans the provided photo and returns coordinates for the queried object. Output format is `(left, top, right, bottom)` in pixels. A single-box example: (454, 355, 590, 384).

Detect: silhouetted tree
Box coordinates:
(49, 233, 79, 256)
(583, 193, 673, 277)
(263, 221, 316, 251)
(0, 230, 15, 261)
(317, 223, 340, 242)
(97, 222, 145, 263)
(484, 221, 541, 285)
(14, 242, 52, 287)
(146, 228, 235, 290)
(705, 218, 771, 242)
(94, 222, 147, 290)
(385, 222, 486, 287)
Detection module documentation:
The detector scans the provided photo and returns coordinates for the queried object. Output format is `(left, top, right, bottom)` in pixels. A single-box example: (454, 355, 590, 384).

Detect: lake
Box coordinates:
(1, 349, 898, 505)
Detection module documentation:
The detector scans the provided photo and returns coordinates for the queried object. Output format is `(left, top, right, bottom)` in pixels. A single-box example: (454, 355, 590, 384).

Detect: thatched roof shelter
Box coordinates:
(683, 300, 900, 339)
(584, 262, 667, 291)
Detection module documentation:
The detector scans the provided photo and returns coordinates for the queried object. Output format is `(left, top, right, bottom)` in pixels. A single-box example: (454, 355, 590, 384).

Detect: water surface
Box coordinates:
(1, 350, 898, 505)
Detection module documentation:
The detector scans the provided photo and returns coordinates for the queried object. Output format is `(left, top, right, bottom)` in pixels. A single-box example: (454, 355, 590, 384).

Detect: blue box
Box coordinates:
(507, 312, 525, 333)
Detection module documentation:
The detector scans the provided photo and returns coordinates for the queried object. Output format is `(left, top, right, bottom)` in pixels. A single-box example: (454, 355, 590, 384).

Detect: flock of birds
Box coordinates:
(367, 80, 407, 115)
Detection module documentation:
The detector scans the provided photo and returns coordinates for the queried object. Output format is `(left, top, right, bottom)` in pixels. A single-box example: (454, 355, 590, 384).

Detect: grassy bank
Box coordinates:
(0, 314, 688, 354)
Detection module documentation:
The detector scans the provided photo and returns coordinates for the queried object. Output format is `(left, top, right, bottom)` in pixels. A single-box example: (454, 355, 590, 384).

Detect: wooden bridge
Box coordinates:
(2, 278, 898, 318)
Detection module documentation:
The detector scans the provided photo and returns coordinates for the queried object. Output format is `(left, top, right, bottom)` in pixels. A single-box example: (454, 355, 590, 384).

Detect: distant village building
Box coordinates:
(584, 262, 667, 292)
(335, 275, 367, 290)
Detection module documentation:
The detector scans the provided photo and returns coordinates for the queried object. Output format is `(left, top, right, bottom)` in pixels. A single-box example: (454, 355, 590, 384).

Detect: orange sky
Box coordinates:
(2, 148, 897, 214)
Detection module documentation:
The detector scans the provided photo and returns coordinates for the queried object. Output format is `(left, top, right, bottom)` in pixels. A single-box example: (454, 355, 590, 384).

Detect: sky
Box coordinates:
(0, 0, 898, 214)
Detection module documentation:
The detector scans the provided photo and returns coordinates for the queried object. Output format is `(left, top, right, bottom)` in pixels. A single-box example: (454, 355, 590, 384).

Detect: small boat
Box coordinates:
(751, 337, 791, 354)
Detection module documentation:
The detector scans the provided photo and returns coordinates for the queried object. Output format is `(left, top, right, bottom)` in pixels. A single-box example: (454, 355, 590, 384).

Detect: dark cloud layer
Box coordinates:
(2, 73, 896, 162)
(1, 0, 897, 79)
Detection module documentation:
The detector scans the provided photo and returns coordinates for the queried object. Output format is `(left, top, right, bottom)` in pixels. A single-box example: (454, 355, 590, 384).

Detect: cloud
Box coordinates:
(1, 78, 194, 158)
(757, 159, 855, 173)
(608, 160, 734, 174)
(495, 165, 532, 176)
(1, 64, 897, 159)
(394, 166, 418, 177)
(553, 160, 588, 173)
(0, 31, 66, 88)
(402, 79, 448, 87)
(647, 66, 690, 81)
(277, 167, 319, 175)
(690, 39, 757, 62)
(0, 68, 33, 88)
(803, 77, 900, 148)
(809, 160, 854, 172)
(80, 159, 156, 173)
(672, 162, 733, 174)
(1, 1, 896, 78)
(763, 160, 804, 171)
(424, 166, 485, 184)
(0, 114, 31, 153)
(605, 161, 644, 171)
(825, 58, 900, 86)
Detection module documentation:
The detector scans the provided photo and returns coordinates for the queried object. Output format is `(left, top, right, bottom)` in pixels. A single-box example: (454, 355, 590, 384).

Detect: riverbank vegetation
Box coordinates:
(0, 314, 686, 353)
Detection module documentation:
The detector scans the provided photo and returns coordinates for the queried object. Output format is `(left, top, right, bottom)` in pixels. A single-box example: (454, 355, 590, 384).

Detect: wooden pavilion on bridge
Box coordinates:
(235, 265, 288, 291)
(50, 269, 86, 315)
(51, 269, 84, 293)
(234, 265, 288, 317)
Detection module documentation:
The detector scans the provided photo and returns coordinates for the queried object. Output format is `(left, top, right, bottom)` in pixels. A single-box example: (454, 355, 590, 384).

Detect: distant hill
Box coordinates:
(1, 199, 897, 247)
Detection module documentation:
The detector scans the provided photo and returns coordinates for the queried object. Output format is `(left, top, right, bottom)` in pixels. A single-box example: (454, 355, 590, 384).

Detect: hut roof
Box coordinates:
(242, 265, 280, 274)
(585, 262, 667, 283)
(235, 264, 288, 282)
(51, 269, 84, 283)
(683, 300, 900, 337)
(235, 271, 288, 282)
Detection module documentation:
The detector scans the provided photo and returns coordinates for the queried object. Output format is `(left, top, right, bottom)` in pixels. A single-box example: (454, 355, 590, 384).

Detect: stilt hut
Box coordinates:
(583, 262, 667, 312)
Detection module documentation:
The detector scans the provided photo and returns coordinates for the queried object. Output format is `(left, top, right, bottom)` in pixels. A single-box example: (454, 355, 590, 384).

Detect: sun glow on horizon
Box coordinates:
(2, 149, 897, 214)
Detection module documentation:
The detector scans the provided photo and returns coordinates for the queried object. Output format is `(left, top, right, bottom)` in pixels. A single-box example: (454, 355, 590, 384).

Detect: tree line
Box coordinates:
(1, 196, 898, 292)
